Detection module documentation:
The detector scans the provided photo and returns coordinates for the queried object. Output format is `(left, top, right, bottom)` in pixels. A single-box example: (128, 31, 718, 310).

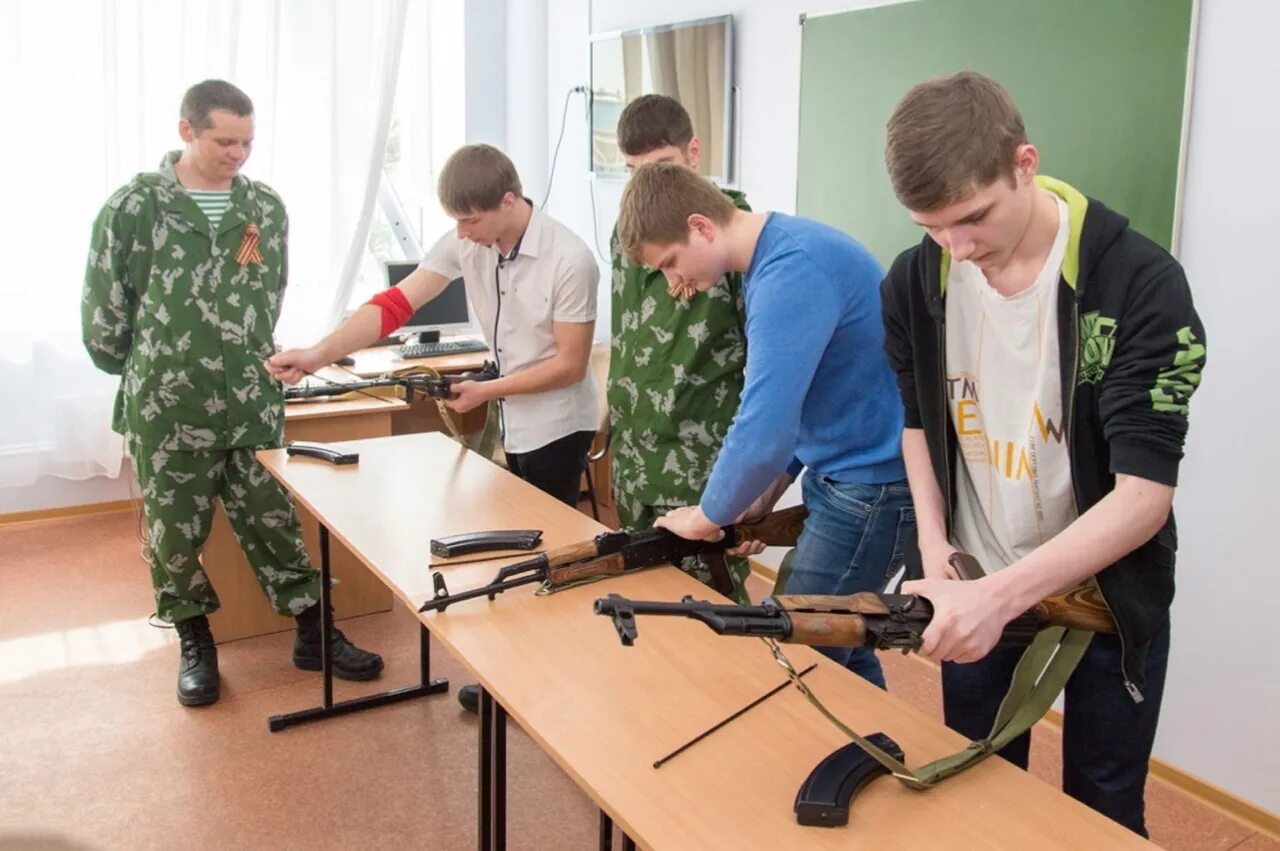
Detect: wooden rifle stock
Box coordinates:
(1030, 583, 1116, 633)
(769, 583, 1116, 650)
(947, 551, 1116, 633)
(731, 505, 808, 547)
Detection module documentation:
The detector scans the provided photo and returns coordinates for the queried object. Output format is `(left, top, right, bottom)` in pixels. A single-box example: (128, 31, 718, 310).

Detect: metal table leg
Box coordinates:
(268, 525, 449, 732)
(599, 811, 614, 850)
(478, 687, 508, 850)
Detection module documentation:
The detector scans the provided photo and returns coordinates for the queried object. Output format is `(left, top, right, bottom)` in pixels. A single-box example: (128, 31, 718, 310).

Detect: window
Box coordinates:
(348, 0, 466, 311)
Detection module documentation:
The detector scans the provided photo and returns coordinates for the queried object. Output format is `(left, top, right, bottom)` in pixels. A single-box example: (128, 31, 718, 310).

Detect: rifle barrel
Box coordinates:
(593, 595, 791, 645)
(418, 552, 550, 614)
(592, 597, 774, 618)
(284, 378, 399, 399)
(418, 571, 544, 613)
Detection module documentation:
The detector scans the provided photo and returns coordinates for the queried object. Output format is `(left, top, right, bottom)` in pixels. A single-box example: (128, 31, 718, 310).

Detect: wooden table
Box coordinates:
(202, 395, 406, 643)
(201, 340, 494, 643)
(257, 433, 1150, 850)
(346, 337, 608, 506)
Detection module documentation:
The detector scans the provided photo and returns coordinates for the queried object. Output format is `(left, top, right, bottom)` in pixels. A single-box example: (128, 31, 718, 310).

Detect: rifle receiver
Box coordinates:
(594, 595, 639, 645)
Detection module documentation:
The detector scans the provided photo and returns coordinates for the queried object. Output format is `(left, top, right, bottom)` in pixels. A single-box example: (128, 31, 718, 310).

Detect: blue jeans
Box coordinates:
(777, 473, 916, 689)
(942, 621, 1170, 836)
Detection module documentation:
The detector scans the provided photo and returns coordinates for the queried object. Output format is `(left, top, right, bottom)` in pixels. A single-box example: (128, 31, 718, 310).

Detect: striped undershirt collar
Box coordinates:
(186, 188, 232, 228)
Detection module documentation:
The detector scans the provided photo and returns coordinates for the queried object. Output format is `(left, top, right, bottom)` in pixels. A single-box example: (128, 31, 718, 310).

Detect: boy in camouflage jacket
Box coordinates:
(608, 95, 762, 603)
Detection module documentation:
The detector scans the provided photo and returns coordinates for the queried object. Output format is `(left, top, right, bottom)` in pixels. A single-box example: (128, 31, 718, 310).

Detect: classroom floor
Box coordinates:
(0, 508, 1273, 850)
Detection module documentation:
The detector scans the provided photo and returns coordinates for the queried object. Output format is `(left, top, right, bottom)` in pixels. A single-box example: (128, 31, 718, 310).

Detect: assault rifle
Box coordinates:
(418, 505, 809, 614)
(593, 582, 1116, 650)
(284, 361, 499, 402)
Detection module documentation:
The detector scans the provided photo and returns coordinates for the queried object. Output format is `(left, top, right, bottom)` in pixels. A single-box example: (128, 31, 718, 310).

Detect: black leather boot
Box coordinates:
(457, 683, 480, 714)
(173, 615, 219, 707)
(293, 604, 385, 681)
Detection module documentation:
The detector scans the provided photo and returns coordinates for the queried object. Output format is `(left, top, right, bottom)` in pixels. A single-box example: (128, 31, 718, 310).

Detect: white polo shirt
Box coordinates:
(420, 206, 600, 454)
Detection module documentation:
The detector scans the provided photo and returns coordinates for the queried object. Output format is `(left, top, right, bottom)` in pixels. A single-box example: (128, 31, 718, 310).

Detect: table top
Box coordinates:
(343, 336, 491, 378)
(257, 432, 1149, 850)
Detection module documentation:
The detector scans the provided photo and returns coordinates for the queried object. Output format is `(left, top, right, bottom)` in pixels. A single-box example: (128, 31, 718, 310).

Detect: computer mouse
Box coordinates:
(334, 356, 356, 367)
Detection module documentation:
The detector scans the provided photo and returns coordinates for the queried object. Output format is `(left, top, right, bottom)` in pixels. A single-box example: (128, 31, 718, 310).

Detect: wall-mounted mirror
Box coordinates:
(590, 15, 735, 183)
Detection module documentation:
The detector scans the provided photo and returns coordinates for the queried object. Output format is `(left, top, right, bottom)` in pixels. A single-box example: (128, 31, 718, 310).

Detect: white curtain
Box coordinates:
(0, 0, 409, 488)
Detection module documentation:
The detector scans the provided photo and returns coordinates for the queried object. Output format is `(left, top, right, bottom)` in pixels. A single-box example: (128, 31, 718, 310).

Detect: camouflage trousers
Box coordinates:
(616, 499, 752, 605)
(129, 439, 322, 624)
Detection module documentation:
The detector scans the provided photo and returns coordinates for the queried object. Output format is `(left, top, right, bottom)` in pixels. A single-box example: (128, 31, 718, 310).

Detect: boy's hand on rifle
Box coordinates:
(265, 347, 326, 384)
(900, 576, 1012, 663)
(655, 505, 724, 543)
(444, 380, 493, 413)
(920, 540, 962, 581)
(726, 537, 766, 557)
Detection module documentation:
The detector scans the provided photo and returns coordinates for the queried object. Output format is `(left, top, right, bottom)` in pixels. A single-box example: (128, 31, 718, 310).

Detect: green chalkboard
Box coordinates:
(796, 0, 1194, 266)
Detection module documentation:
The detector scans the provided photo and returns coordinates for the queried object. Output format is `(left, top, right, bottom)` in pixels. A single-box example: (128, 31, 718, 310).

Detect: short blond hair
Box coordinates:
(617, 162, 735, 263)
(437, 144, 523, 214)
(885, 70, 1027, 211)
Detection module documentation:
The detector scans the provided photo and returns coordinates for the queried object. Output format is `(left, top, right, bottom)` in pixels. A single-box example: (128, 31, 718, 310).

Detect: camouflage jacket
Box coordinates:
(82, 152, 289, 451)
(607, 187, 751, 511)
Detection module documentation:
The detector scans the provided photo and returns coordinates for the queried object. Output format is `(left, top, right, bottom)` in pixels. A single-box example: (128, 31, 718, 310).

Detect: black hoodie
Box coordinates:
(880, 177, 1205, 698)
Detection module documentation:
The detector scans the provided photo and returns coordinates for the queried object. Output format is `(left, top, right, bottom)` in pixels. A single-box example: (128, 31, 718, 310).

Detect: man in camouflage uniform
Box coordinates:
(82, 80, 382, 707)
(608, 95, 754, 603)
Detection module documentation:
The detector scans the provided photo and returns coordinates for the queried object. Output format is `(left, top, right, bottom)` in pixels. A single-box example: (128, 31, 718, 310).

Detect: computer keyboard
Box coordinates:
(394, 338, 490, 359)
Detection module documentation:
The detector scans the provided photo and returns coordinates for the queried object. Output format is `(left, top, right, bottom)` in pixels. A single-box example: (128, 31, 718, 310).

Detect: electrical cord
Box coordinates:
(540, 85, 587, 210)
(588, 173, 608, 264)
(542, 84, 609, 264)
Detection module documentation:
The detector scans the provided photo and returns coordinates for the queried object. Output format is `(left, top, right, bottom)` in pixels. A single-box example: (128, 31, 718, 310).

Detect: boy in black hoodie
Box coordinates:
(879, 71, 1204, 835)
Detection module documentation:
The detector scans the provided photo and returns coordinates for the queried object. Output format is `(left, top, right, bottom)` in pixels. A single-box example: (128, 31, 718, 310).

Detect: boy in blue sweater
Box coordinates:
(616, 162, 913, 687)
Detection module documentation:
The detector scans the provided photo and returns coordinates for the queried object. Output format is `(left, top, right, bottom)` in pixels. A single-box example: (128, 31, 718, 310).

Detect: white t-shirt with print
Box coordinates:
(945, 195, 1077, 573)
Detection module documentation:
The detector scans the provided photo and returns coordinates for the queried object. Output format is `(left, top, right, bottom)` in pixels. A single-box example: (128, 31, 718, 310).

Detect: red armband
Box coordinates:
(367, 288, 414, 337)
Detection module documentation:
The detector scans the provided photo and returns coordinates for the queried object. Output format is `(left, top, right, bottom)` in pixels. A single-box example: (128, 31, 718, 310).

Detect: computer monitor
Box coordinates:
(387, 261, 473, 339)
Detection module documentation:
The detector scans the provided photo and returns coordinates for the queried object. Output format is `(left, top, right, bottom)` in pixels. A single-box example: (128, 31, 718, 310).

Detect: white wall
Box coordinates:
(1157, 0, 1280, 813)
(505, 0, 550, 205)
(0, 463, 134, 515)
(538, 0, 1278, 814)
(544, 0, 913, 335)
(463, 0, 508, 147)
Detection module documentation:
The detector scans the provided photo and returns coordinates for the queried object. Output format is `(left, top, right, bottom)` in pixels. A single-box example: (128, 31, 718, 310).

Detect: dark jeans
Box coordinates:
(505, 430, 596, 506)
(942, 620, 1171, 836)
(777, 472, 916, 689)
